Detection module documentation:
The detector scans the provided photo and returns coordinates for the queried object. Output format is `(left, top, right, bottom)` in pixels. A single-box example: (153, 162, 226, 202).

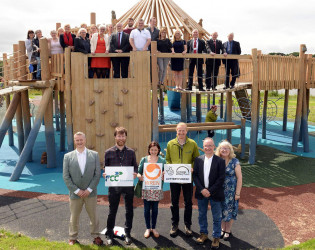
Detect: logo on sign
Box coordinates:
(105, 172, 123, 182)
(176, 166, 189, 175)
(166, 166, 174, 176)
(144, 164, 161, 180)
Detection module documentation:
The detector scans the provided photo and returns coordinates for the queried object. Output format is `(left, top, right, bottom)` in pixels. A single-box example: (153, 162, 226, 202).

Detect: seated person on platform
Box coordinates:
(157, 28, 172, 85)
(110, 23, 130, 78)
(60, 24, 76, 51)
(91, 25, 110, 78)
(130, 18, 151, 51)
(49, 30, 63, 55)
(205, 105, 218, 138)
(74, 28, 90, 54)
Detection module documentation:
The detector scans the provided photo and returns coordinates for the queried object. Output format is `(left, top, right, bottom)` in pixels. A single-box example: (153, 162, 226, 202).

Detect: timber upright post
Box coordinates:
(90, 12, 96, 25)
(196, 93, 202, 123)
(40, 38, 56, 168)
(282, 89, 289, 131)
(19, 41, 32, 161)
(65, 47, 73, 151)
(249, 48, 259, 164)
(151, 41, 159, 142)
(262, 90, 268, 139)
(292, 45, 306, 152)
(3, 53, 14, 146)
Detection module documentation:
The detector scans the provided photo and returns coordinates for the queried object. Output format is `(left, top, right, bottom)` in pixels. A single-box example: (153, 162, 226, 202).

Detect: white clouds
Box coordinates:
(1, 0, 314, 55)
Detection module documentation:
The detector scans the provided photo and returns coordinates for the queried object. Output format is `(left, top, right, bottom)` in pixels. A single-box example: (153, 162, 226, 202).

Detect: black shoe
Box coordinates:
(220, 230, 225, 239)
(223, 87, 227, 90)
(206, 88, 211, 91)
(223, 231, 232, 241)
(199, 88, 206, 91)
(106, 235, 113, 246)
(185, 225, 193, 237)
(170, 225, 179, 237)
(230, 86, 234, 89)
(185, 87, 192, 91)
(125, 234, 132, 245)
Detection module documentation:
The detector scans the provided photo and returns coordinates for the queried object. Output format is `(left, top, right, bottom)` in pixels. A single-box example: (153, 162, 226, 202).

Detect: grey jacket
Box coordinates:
(63, 149, 101, 199)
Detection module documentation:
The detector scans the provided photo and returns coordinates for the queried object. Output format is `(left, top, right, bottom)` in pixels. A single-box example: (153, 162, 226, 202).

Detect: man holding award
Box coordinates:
(103, 127, 138, 246)
(165, 122, 200, 237)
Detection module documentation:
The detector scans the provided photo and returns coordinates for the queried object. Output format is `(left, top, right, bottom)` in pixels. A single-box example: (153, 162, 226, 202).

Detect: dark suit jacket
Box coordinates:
(206, 39, 225, 66)
(222, 40, 241, 65)
(60, 33, 76, 49)
(193, 154, 225, 201)
(74, 37, 91, 54)
(187, 38, 206, 63)
(109, 32, 130, 53)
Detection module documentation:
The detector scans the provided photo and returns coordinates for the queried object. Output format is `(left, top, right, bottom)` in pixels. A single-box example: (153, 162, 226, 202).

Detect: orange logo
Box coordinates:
(144, 164, 161, 180)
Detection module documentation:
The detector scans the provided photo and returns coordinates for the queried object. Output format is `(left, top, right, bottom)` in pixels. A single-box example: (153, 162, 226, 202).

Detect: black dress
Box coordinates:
(171, 40, 186, 71)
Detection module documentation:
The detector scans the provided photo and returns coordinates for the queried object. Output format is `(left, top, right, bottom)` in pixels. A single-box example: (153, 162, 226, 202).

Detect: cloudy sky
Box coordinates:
(1, 0, 314, 55)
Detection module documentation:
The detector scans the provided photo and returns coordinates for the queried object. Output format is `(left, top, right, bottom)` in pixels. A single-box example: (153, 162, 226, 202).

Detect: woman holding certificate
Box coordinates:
(137, 141, 166, 239)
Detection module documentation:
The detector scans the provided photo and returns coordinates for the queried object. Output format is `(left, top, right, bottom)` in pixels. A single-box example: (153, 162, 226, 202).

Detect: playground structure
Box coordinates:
(0, 1, 314, 182)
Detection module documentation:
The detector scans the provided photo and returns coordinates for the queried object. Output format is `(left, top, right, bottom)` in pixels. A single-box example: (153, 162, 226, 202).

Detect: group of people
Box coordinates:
(25, 16, 241, 88)
(63, 123, 242, 249)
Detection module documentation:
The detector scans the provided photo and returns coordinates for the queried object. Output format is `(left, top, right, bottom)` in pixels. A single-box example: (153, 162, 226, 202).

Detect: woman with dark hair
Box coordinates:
(25, 30, 37, 79)
(137, 141, 166, 239)
(157, 28, 172, 85)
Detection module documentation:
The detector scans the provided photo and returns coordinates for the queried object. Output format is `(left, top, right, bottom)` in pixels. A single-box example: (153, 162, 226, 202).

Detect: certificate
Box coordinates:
(164, 164, 191, 183)
(143, 163, 163, 190)
(105, 166, 134, 187)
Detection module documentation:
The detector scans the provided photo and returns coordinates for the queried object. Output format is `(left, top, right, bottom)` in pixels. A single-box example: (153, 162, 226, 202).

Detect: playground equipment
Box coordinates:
(0, 0, 313, 182)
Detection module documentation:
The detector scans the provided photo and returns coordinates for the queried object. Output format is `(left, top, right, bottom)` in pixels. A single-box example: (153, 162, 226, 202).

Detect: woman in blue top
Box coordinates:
(215, 140, 243, 241)
(137, 141, 166, 239)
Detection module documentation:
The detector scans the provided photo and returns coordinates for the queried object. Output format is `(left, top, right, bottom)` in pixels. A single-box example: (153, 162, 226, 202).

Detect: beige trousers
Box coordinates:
(69, 195, 100, 240)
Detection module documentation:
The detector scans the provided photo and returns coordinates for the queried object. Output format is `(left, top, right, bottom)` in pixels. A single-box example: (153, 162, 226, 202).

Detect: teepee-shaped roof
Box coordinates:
(117, 0, 210, 40)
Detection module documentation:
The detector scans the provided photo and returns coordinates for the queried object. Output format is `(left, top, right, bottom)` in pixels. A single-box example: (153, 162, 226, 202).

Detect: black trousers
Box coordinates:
(188, 58, 203, 90)
(205, 59, 221, 89)
(106, 186, 134, 236)
(170, 183, 193, 227)
(224, 59, 239, 88)
(111, 57, 129, 78)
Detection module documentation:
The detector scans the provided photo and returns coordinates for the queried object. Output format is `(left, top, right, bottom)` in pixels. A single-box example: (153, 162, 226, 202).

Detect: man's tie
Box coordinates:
(118, 32, 121, 49)
(213, 40, 216, 53)
(193, 39, 197, 53)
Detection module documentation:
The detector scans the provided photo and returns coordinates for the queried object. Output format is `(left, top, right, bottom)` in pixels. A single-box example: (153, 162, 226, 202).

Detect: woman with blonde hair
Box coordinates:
(60, 24, 76, 51)
(49, 30, 63, 55)
(57, 27, 64, 37)
(215, 140, 242, 241)
(171, 30, 187, 90)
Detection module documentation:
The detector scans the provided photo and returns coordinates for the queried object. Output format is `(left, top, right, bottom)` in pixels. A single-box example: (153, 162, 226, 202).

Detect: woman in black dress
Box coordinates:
(171, 30, 187, 90)
(157, 28, 172, 85)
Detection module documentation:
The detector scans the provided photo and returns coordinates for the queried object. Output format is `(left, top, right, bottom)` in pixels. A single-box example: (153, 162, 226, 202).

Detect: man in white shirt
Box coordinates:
(130, 18, 151, 51)
(63, 132, 102, 246)
(193, 138, 225, 248)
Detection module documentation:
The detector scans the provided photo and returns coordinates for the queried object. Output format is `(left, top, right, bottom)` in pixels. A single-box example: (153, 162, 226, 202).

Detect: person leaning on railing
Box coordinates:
(74, 28, 90, 54)
(60, 24, 76, 52)
(25, 29, 37, 80)
(157, 28, 172, 86)
(49, 30, 63, 55)
(33, 29, 43, 80)
(90, 25, 110, 78)
(130, 18, 151, 51)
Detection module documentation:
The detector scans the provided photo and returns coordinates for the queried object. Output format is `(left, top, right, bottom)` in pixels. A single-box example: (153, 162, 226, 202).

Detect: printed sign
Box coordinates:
(143, 163, 163, 190)
(105, 166, 134, 187)
(164, 164, 191, 183)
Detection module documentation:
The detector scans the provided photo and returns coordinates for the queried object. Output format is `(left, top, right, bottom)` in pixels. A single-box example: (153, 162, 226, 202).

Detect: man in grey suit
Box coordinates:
(63, 132, 103, 246)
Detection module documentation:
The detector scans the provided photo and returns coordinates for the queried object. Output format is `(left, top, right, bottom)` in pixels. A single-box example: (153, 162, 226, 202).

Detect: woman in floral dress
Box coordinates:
(215, 140, 242, 241)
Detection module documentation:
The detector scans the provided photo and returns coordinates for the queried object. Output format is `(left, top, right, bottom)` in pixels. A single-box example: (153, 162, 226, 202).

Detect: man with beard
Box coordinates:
(103, 127, 138, 246)
(123, 17, 135, 35)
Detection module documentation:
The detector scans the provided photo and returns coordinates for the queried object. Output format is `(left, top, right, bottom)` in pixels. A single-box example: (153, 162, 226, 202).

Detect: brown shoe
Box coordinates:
(211, 237, 220, 249)
(68, 239, 80, 245)
(93, 236, 104, 246)
(151, 229, 160, 238)
(196, 233, 209, 245)
(144, 229, 151, 238)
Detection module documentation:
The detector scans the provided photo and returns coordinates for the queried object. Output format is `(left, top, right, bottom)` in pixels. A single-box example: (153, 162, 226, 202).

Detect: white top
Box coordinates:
(203, 155, 213, 188)
(130, 28, 151, 51)
(74, 147, 93, 194)
(25, 39, 33, 61)
(50, 38, 63, 54)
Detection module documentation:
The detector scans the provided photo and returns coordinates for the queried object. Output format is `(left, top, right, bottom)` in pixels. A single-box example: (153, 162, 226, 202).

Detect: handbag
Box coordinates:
(134, 180, 142, 198)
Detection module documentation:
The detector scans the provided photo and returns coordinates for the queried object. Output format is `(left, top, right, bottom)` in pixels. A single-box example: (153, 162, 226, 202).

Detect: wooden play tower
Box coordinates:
(0, 0, 313, 182)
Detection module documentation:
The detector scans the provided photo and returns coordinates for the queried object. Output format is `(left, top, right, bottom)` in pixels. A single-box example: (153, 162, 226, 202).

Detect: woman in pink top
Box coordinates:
(49, 30, 63, 55)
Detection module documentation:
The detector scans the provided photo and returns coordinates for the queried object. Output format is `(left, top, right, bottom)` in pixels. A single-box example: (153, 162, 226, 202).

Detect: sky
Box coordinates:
(1, 0, 315, 55)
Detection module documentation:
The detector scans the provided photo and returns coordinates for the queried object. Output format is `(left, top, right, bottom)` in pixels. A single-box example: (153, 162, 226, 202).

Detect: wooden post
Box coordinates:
(60, 91, 66, 151)
(10, 87, 54, 181)
(180, 92, 187, 122)
(56, 23, 61, 30)
(240, 118, 246, 159)
(3, 53, 14, 146)
(262, 90, 268, 139)
(282, 89, 289, 131)
(292, 45, 306, 152)
(207, 94, 210, 111)
(54, 91, 60, 131)
(249, 48, 259, 164)
(226, 91, 232, 142)
(40, 38, 56, 168)
(302, 83, 309, 152)
(151, 41, 159, 142)
(212, 93, 215, 105)
(187, 93, 192, 123)
(0, 93, 21, 147)
(196, 93, 202, 123)
(65, 47, 74, 151)
(220, 93, 224, 119)
(90, 12, 96, 25)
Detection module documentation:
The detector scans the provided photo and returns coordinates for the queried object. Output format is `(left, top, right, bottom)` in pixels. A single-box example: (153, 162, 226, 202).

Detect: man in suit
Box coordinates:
(206, 32, 225, 90)
(63, 132, 103, 246)
(186, 29, 207, 91)
(222, 33, 241, 89)
(110, 23, 130, 78)
(193, 138, 225, 249)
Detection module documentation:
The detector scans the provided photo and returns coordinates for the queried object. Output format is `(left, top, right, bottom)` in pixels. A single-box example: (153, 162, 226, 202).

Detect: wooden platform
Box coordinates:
(0, 86, 30, 96)
(164, 82, 252, 94)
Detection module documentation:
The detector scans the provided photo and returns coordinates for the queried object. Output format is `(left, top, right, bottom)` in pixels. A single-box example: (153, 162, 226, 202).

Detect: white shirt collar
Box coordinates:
(76, 147, 87, 155)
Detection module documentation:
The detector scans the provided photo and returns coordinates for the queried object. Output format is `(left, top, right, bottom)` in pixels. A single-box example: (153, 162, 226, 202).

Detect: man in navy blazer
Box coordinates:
(193, 138, 225, 249)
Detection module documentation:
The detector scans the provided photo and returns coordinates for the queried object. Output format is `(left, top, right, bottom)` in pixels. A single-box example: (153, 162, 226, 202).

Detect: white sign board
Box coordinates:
(105, 166, 134, 187)
(164, 164, 191, 183)
(143, 163, 163, 190)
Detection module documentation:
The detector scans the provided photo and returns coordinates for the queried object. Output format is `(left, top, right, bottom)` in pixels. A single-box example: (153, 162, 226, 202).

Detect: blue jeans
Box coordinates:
(197, 197, 222, 238)
(36, 56, 41, 79)
(143, 199, 159, 229)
